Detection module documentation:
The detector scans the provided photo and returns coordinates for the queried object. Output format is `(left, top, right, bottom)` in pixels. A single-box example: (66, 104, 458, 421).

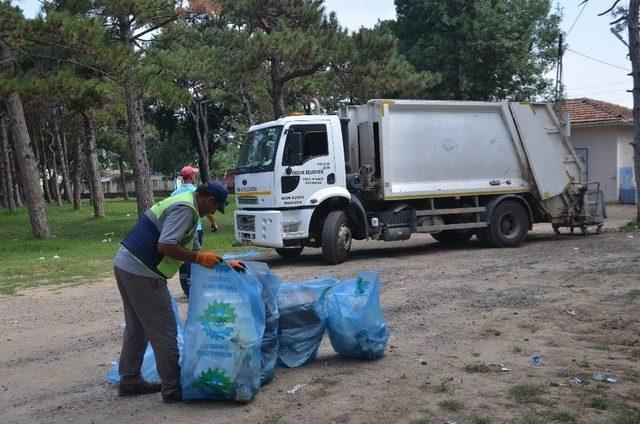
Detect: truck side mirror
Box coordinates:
(284, 132, 304, 166)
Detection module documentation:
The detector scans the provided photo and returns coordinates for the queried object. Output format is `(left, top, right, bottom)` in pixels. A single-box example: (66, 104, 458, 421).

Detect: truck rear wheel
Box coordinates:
(275, 247, 304, 259)
(481, 200, 529, 247)
(431, 230, 473, 244)
(322, 211, 352, 264)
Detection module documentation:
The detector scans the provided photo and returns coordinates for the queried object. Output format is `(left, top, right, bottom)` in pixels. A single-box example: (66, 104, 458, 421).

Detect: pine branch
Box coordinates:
(610, 14, 628, 25)
(132, 15, 179, 40)
(27, 53, 112, 79)
(278, 63, 323, 84)
(598, 0, 623, 16)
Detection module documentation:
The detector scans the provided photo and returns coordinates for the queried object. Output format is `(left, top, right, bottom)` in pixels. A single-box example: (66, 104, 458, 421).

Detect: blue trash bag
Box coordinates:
(107, 291, 184, 384)
(277, 277, 339, 368)
(221, 250, 261, 260)
(181, 262, 265, 402)
(325, 271, 388, 360)
(243, 261, 283, 385)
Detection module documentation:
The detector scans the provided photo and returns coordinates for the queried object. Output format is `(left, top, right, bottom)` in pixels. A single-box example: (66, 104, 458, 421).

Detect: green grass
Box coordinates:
(509, 384, 546, 405)
(615, 409, 640, 424)
(549, 411, 577, 423)
(464, 362, 492, 374)
(264, 415, 282, 424)
(435, 380, 454, 394)
(619, 220, 640, 232)
(556, 369, 591, 380)
(627, 289, 640, 300)
(438, 399, 463, 413)
(310, 376, 339, 386)
(518, 322, 540, 333)
(593, 341, 610, 351)
(0, 197, 244, 294)
(589, 396, 611, 410)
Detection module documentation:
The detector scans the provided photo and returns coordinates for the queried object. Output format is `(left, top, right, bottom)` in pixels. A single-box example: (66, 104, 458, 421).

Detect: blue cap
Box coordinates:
(200, 181, 229, 214)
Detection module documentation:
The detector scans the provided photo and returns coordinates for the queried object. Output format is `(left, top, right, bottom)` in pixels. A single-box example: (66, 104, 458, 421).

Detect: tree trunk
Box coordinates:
(9, 143, 22, 208)
(48, 140, 63, 207)
(628, 0, 640, 221)
(9, 154, 24, 208)
(199, 101, 212, 183)
(81, 112, 105, 218)
(124, 86, 154, 215)
(1, 42, 51, 238)
(0, 141, 7, 209)
(72, 133, 83, 210)
(38, 128, 52, 204)
(0, 112, 16, 211)
(54, 121, 72, 203)
(118, 153, 129, 201)
(270, 55, 286, 119)
(239, 82, 256, 126)
(188, 101, 212, 183)
(13, 182, 22, 208)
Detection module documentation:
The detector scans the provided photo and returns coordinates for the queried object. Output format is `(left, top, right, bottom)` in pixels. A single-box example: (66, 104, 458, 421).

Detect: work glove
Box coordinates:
(195, 251, 222, 268)
(227, 259, 245, 272)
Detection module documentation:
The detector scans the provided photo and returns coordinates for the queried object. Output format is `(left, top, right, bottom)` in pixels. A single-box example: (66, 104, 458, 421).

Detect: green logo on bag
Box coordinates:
(197, 300, 237, 340)
(356, 277, 370, 294)
(193, 368, 232, 393)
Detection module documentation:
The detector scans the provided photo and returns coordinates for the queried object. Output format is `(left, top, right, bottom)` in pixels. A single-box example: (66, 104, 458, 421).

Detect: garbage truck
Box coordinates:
(233, 100, 605, 264)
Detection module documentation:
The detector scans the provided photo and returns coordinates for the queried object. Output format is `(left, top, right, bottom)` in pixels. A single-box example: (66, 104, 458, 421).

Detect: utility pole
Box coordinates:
(554, 33, 564, 104)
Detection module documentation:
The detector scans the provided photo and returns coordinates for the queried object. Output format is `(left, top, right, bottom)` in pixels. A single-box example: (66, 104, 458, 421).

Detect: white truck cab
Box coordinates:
(234, 100, 605, 264)
(234, 115, 352, 254)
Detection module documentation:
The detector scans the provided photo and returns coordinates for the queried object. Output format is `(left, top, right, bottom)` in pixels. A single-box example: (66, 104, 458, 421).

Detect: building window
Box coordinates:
(575, 148, 588, 182)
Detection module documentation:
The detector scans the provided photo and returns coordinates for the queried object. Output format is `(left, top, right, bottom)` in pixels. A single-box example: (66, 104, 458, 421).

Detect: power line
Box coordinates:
(565, 48, 631, 71)
(566, 0, 589, 38)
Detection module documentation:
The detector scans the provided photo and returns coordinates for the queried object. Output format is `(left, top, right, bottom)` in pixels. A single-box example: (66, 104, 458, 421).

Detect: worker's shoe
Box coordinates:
(162, 387, 183, 404)
(118, 381, 162, 397)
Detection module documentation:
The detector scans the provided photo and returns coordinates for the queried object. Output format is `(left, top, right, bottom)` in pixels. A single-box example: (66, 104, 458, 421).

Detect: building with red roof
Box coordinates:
(559, 98, 636, 204)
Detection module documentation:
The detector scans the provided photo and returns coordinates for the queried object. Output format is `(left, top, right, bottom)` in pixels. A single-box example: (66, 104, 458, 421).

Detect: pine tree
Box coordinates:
(220, 0, 346, 118)
(393, 0, 561, 101)
(0, 2, 51, 238)
(0, 109, 16, 211)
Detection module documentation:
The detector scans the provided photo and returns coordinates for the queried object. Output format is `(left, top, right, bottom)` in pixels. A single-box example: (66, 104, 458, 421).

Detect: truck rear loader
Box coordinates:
(233, 100, 605, 264)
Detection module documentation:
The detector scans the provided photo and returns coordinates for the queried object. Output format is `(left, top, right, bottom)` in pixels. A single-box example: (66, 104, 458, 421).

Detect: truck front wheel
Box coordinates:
(481, 200, 529, 247)
(322, 211, 352, 264)
(275, 247, 304, 259)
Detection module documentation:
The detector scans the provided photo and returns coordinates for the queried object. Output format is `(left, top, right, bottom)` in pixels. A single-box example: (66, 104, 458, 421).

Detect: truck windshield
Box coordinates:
(236, 126, 284, 174)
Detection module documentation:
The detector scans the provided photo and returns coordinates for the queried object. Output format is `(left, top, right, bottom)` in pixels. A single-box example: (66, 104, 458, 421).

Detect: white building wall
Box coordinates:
(569, 125, 619, 202)
(617, 126, 637, 203)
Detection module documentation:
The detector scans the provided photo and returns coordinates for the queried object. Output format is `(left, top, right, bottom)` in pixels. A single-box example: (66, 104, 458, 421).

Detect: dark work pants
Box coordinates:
(114, 266, 180, 396)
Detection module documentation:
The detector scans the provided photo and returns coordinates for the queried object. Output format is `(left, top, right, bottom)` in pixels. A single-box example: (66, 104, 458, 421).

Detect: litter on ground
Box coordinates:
(286, 384, 305, 395)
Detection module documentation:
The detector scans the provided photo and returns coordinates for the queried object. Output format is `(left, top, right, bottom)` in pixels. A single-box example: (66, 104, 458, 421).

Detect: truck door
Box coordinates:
(277, 123, 335, 207)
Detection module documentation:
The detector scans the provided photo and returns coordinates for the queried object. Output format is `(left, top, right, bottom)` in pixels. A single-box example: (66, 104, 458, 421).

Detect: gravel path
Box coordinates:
(1, 205, 639, 423)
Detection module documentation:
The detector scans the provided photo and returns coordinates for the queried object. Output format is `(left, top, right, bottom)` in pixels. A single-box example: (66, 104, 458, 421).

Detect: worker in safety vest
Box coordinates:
(112, 181, 243, 403)
(171, 166, 219, 297)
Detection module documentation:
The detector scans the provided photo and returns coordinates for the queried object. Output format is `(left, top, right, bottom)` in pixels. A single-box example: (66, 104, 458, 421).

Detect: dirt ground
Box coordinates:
(1, 205, 639, 424)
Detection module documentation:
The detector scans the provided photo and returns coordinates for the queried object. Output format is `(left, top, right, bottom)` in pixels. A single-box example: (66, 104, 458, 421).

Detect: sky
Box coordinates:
(15, 0, 634, 107)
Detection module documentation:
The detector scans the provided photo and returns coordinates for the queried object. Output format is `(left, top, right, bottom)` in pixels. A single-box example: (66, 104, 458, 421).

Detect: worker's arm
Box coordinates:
(157, 243, 199, 263)
(206, 214, 219, 232)
(156, 206, 240, 270)
(156, 206, 221, 267)
(158, 243, 224, 268)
